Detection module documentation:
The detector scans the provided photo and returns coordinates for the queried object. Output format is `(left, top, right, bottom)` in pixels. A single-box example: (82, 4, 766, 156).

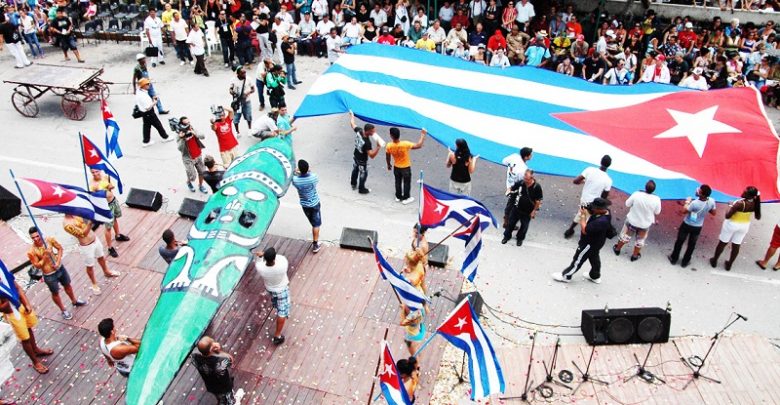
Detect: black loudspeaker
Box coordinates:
(339, 227, 378, 252)
(581, 307, 671, 346)
(456, 291, 484, 316)
(125, 188, 163, 212)
(0, 185, 21, 221)
(427, 244, 448, 268)
(178, 198, 206, 220)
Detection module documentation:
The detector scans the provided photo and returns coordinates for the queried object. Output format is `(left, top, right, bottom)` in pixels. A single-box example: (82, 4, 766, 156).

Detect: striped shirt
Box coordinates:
(292, 173, 320, 208)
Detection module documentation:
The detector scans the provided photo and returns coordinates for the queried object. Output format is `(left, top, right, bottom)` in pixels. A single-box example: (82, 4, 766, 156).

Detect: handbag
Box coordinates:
(132, 105, 144, 119)
(230, 77, 247, 112)
(145, 46, 160, 57)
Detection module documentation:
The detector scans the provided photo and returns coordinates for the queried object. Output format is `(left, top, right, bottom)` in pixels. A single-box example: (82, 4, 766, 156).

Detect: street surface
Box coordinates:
(1, 42, 778, 345)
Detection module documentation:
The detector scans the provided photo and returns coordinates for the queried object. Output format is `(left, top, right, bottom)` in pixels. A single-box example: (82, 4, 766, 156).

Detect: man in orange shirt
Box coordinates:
(385, 127, 427, 204)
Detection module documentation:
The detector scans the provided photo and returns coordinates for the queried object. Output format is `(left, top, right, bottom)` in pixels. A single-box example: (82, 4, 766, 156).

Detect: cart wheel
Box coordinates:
(100, 83, 110, 100)
(62, 93, 87, 120)
(12, 90, 39, 118)
(51, 88, 67, 96)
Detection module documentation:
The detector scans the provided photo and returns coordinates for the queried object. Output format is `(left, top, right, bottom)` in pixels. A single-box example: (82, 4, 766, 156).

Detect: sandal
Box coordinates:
(756, 260, 767, 270)
(773, 266, 780, 271)
(32, 363, 49, 374)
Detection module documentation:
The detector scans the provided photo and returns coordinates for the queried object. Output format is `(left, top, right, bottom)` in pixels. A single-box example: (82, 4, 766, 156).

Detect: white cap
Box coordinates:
(136, 53, 146, 60)
(685, 22, 693, 28)
(606, 30, 616, 38)
(693, 67, 703, 75)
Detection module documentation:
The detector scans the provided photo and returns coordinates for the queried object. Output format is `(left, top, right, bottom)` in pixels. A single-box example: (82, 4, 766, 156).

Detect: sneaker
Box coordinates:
(272, 335, 285, 345)
(116, 234, 130, 242)
(312, 242, 321, 253)
(189, 60, 194, 65)
(187, 182, 196, 192)
(236, 131, 242, 139)
(708, 257, 717, 268)
(563, 228, 574, 239)
(105, 270, 121, 277)
(203, 72, 210, 77)
(583, 274, 601, 284)
(180, 61, 185, 66)
(159, 61, 166, 65)
(259, 105, 265, 111)
(724, 260, 733, 271)
(235, 388, 245, 403)
(142, 140, 157, 148)
(401, 197, 415, 205)
(91, 285, 102, 295)
(395, 197, 401, 202)
(288, 85, 297, 90)
(294, 80, 302, 84)
(159, 110, 170, 115)
(501, 237, 509, 244)
(199, 185, 209, 194)
(551, 273, 571, 283)
(62, 310, 73, 320)
(681, 260, 690, 268)
(152, 63, 157, 67)
(224, 63, 229, 68)
(358, 188, 371, 194)
(108, 247, 119, 258)
(72, 299, 88, 307)
(351, 184, 357, 190)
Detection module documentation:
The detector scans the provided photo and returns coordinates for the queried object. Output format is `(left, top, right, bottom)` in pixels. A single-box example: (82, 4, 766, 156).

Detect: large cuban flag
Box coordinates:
(378, 340, 412, 405)
(296, 44, 780, 202)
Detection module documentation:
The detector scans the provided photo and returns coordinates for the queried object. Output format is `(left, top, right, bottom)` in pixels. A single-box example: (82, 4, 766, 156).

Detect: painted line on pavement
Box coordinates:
(709, 270, 780, 286)
(0, 156, 81, 174)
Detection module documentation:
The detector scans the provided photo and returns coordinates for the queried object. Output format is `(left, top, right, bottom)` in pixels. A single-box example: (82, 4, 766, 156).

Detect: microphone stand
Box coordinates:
(678, 314, 746, 390)
(499, 331, 538, 402)
(533, 337, 572, 398)
(571, 345, 609, 395)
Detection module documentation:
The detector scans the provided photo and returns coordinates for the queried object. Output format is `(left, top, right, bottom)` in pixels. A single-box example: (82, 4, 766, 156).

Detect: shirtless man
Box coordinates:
(27, 227, 87, 320)
(1, 281, 53, 374)
(89, 169, 130, 258)
(62, 214, 120, 295)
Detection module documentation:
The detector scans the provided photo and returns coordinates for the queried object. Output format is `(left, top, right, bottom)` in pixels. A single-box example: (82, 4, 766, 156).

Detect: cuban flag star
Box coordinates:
(21, 178, 113, 223)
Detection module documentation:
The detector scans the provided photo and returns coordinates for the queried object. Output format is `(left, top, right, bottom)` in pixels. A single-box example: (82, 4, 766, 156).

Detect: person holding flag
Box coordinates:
(378, 340, 413, 405)
(0, 261, 53, 374)
(89, 168, 130, 259)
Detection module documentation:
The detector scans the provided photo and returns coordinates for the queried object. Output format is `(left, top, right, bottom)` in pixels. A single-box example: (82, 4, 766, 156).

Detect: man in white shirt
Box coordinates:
(272, 14, 291, 39)
(490, 47, 510, 67)
(445, 22, 467, 53)
(256, 248, 290, 345)
(427, 20, 447, 53)
(170, 12, 193, 66)
(343, 17, 361, 45)
(502, 146, 533, 194)
(370, 3, 388, 28)
(603, 59, 630, 85)
(135, 78, 171, 146)
(515, 0, 535, 32)
(640, 54, 671, 84)
(439, 2, 454, 29)
(277, 5, 295, 26)
(564, 154, 613, 238)
(316, 15, 336, 57)
(144, 9, 165, 66)
(187, 22, 208, 76)
(311, 0, 329, 22)
(679, 67, 709, 90)
(298, 13, 317, 56)
(613, 180, 662, 261)
(325, 27, 343, 64)
(469, 0, 486, 27)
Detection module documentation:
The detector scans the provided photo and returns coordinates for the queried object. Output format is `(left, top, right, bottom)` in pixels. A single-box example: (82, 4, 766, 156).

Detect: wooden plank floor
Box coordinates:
(1, 208, 462, 404)
(493, 334, 780, 404)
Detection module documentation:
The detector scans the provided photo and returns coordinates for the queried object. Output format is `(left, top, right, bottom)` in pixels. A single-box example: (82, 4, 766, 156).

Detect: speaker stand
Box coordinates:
(448, 352, 468, 393)
(677, 315, 745, 390)
(624, 342, 666, 384)
(532, 337, 572, 398)
(571, 345, 608, 395)
(499, 331, 538, 402)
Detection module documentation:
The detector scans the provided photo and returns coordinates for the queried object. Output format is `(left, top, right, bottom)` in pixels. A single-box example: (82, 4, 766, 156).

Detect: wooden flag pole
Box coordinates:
(368, 236, 403, 306)
(9, 170, 56, 263)
(366, 328, 390, 405)
(78, 132, 91, 190)
(425, 214, 478, 258)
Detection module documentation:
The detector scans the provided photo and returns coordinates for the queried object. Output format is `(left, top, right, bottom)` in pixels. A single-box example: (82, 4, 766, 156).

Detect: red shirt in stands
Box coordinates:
(678, 30, 697, 50)
(377, 34, 396, 44)
(487, 30, 507, 51)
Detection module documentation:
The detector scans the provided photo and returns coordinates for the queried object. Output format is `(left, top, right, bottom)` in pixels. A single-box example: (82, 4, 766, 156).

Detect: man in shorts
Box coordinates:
(0, 281, 53, 374)
(90, 168, 130, 259)
(27, 227, 87, 320)
(62, 214, 120, 295)
(50, 8, 84, 62)
(292, 159, 322, 253)
(256, 247, 289, 345)
(210, 106, 240, 166)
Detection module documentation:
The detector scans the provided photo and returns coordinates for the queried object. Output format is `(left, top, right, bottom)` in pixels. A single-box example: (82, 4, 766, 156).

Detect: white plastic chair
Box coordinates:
(205, 20, 220, 56)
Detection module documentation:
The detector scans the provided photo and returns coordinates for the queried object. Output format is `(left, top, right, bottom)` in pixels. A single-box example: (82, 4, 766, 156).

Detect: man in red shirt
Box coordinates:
(565, 14, 582, 37)
(487, 29, 507, 55)
(627, 21, 642, 41)
(677, 22, 697, 54)
(451, 8, 469, 31)
(211, 106, 240, 166)
(176, 116, 209, 193)
(377, 26, 396, 44)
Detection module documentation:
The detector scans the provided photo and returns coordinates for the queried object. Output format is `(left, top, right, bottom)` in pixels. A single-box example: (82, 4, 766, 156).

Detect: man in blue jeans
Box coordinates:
(348, 112, 381, 194)
(292, 160, 322, 253)
(229, 66, 255, 136)
(281, 35, 303, 90)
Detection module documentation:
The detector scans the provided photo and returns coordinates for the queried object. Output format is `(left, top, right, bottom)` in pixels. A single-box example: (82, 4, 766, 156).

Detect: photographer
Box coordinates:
(252, 108, 280, 140)
(174, 116, 209, 194)
(265, 64, 287, 109)
(229, 66, 255, 137)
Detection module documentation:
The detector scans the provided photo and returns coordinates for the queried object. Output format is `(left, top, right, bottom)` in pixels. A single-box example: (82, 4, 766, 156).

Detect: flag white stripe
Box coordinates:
(334, 54, 673, 111)
(460, 334, 487, 398)
(309, 73, 691, 180)
(473, 317, 502, 394)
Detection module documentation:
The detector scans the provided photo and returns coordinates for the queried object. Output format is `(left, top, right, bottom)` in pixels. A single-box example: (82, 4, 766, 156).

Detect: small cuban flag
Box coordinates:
(102, 100, 123, 159)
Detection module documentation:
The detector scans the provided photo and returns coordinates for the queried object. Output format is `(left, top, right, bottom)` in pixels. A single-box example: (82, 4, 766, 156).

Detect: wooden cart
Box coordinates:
(3, 64, 111, 121)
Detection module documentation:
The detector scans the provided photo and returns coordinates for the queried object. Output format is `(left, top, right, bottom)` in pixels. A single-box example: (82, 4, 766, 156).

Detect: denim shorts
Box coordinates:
(302, 203, 322, 228)
(43, 265, 71, 293)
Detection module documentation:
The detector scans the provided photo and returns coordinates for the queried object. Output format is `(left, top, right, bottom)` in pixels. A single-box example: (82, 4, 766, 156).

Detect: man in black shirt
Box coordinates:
(51, 8, 84, 63)
(668, 52, 689, 85)
(0, 13, 32, 68)
(553, 198, 613, 284)
(582, 52, 605, 83)
(348, 111, 380, 194)
(202, 155, 225, 193)
(281, 35, 302, 90)
(192, 336, 243, 405)
(502, 169, 543, 246)
(216, 11, 236, 68)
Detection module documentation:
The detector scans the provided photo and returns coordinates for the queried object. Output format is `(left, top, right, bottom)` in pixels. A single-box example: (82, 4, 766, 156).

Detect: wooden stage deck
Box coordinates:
(0, 208, 463, 404)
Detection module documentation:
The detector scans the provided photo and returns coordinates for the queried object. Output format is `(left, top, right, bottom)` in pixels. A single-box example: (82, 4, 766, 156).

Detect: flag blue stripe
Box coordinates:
(374, 246, 427, 310)
(345, 44, 682, 96)
(324, 64, 585, 133)
(0, 259, 20, 307)
(461, 239, 480, 282)
(301, 93, 735, 201)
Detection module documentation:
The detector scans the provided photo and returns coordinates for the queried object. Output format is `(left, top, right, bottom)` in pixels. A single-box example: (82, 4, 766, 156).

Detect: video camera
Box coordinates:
(168, 117, 191, 134)
(210, 104, 225, 120)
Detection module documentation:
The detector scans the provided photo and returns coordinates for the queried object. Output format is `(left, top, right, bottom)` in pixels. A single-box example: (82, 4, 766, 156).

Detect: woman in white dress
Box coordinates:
(394, 0, 410, 35)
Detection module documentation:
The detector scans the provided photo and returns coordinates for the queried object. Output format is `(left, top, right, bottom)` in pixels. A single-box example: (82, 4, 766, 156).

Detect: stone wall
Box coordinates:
(577, 0, 776, 25)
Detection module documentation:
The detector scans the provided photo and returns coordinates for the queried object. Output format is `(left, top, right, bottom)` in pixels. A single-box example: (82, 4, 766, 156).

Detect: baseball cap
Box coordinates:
(136, 53, 146, 60)
(685, 22, 693, 28)
(606, 30, 616, 38)
(693, 67, 703, 75)
(576, 34, 584, 41)
(657, 54, 666, 61)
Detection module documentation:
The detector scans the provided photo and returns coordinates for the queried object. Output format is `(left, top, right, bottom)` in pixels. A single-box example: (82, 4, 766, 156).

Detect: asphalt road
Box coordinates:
(1, 42, 778, 343)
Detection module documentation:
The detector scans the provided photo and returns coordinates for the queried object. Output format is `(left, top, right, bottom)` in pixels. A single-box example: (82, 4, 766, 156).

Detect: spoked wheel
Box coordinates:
(12, 89, 39, 117)
(62, 93, 87, 120)
(98, 82, 110, 100)
(51, 87, 67, 96)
